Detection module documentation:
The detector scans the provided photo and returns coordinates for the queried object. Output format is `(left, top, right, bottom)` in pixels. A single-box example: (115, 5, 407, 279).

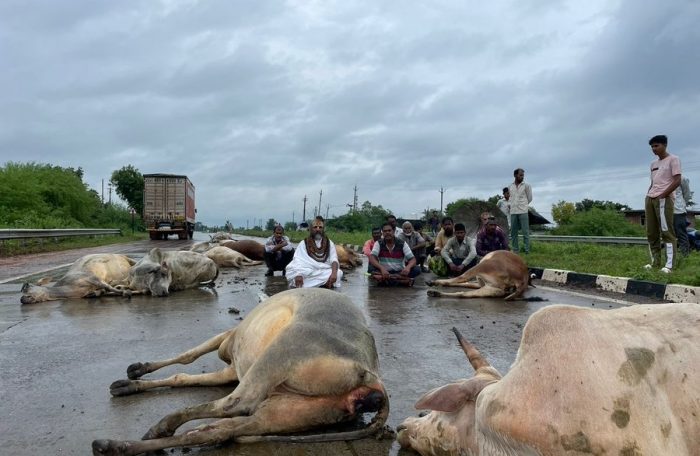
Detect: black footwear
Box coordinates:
(264, 269, 274, 277)
(282, 269, 286, 276)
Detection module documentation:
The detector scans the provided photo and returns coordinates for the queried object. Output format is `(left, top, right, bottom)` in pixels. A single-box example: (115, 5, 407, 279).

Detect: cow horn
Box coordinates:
(452, 327, 490, 371)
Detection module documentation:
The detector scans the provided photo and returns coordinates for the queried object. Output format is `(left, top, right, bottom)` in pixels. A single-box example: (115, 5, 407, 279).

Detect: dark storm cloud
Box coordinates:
(1, 0, 698, 226)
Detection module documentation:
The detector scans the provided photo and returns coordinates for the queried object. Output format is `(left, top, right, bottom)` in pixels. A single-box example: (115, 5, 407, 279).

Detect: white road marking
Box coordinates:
(536, 285, 638, 306)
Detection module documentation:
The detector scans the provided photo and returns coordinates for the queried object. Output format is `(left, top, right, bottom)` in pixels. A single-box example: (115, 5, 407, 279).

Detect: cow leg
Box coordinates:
(125, 329, 234, 379)
(93, 417, 240, 456)
(110, 366, 237, 396)
(428, 285, 505, 299)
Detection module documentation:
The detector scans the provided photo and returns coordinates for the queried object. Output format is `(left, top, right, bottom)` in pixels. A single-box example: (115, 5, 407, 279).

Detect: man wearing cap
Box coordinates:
(476, 218, 509, 258)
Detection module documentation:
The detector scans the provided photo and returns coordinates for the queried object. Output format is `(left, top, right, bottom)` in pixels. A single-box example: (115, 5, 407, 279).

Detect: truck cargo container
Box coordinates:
(143, 174, 195, 240)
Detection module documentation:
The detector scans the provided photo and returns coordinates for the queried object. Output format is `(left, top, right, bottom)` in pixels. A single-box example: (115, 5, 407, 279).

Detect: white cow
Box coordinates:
(204, 246, 263, 268)
(20, 254, 134, 304)
(398, 303, 700, 456)
(128, 248, 218, 296)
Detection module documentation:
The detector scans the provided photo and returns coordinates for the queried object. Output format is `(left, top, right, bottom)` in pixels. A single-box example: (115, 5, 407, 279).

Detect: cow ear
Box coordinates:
(149, 247, 163, 263)
(415, 378, 490, 412)
(161, 260, 169, 272)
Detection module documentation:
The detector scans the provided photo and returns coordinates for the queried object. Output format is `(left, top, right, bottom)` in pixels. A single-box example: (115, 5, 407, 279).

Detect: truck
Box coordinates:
(143, 173, 196, 240)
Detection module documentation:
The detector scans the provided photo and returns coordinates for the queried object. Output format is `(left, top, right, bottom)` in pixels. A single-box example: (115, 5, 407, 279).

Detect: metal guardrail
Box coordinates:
(0, 229, 122, 240)
(530, 234, 647, 245)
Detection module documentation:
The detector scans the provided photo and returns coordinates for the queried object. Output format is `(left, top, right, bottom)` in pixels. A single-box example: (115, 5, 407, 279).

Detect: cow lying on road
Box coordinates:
(397, 303, 700, 456)
(219, 239, 265, 261)
(20, 254, 134, 304)
(127, 248, 218, 296)
(336, 244, 362, 270)
(93, 288, 389, 455)
(426, 250, 530, 300)
(204, 246, 263, 268)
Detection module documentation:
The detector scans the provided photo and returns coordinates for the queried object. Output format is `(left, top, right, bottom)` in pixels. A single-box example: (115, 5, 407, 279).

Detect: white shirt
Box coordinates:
(508, 182, 532, 215)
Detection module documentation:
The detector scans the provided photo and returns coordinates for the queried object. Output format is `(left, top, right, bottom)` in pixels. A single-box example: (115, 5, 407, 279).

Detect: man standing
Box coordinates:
(441, 223, 477, 277)
(673, 177, 692, 257)
(645, 135, 681, 272)
(369, 223, 420, 286)
(496, 187, 511, 228)
(508, 168, 532, 254)
(263, 225, 295, 276)
(286, 216, 342, 288)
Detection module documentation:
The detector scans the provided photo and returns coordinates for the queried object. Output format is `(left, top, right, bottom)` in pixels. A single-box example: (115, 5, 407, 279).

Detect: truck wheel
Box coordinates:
(178, 232, 187, 240)
(149, 232, 159, 240)
(188, 230, 194, 240)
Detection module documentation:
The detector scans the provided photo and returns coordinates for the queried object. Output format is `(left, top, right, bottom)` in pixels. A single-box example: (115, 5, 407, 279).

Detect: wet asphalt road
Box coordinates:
(0, 233, 659, 455)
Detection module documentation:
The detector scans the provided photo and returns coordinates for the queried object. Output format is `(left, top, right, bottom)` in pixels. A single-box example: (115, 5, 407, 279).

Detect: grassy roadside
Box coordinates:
(234, 229, 700, 286)
(0, 233, 148, 257)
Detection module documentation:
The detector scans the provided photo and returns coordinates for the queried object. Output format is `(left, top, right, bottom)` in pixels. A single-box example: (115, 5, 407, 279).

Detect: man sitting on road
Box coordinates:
(368, 223, 420, 286)
(441, 223, 477, 277)
(363, 227, 382, 273)
(286, 216, 342, 289)
(476, 218, 509, 258)
(397, 221, 428, 273)
(263, 225, 295, 277)
(428, 217, 455, 276)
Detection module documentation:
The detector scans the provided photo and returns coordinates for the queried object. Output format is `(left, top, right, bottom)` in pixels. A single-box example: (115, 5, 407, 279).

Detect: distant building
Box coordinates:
(623, 209, 698, 229)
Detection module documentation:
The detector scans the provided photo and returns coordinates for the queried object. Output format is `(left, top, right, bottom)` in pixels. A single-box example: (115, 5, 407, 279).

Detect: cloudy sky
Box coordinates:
(2, 0, 698, 227)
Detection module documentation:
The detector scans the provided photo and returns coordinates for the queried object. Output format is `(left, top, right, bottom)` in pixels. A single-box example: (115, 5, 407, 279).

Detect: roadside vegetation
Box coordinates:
(3, 162, 697, 285)
(0, 162, 147, 256)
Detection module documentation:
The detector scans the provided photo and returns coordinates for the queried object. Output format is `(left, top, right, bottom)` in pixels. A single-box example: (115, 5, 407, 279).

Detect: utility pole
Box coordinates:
(353, 185, 358, 212)
(246, 219, 249, 229)
(318, 189, 323, 218)
(325, 204, 330, 219)
(439, 187, 445, 214)
(108, 182, 113, 205)
(292, 211, 295, 223)
(101, 179, 104, 204)
(302, 195, 307, 222)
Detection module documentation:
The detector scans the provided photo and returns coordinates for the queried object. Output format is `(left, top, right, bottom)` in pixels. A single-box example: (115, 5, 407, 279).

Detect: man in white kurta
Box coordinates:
(287, 217, 343, 288)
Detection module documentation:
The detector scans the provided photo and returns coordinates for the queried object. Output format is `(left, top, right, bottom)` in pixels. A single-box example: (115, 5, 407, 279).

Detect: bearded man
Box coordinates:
(286, 216, 343, 289)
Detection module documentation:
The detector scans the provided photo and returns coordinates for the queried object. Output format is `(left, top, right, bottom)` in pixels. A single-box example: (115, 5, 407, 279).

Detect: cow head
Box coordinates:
(129, 248, 172, 297)
(397, 328, 502, 456)
(20, 283, 50, 304)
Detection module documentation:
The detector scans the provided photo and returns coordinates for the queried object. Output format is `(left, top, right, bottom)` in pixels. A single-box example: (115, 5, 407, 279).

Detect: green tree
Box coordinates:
(0, 162, 126, 229)
(110, 165, 144, 215)
(265, 218, 277, 230)
(284, 221, 297, 231)
(575, 199, 631, 213)
(551, 201, 576, 225)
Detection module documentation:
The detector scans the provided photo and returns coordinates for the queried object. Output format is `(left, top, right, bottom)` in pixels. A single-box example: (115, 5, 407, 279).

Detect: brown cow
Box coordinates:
(20, 254, 134, 304)
(336, 244, 362, 270)
(92, 288, 389, 455)
(397, 303, 700, 456)
(204, 246, 263, 268)
(426, 250, 530, 300)
(219, 239, 265, 261)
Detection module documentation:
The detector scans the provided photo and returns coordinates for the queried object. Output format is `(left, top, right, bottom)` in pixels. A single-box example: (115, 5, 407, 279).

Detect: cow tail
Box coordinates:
(504, 271, 529, 301)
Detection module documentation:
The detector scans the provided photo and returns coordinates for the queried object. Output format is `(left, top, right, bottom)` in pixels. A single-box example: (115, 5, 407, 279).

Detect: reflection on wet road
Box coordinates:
(0, 233, 650, 455)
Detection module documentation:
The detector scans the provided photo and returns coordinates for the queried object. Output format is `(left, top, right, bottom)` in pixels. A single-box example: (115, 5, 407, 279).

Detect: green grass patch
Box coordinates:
(525, 241, 700, 286)
(0, 233, 148, 257)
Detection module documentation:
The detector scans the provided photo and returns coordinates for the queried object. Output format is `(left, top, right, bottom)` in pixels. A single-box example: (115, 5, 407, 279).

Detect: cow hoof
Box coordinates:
(92, 439, 129, 456)
(425, 280, 435, 287)
(110, 379, 140, 396)
(427, 290, 441, 298)
(127, 362, 150, 379)
(21, 282, 30, 293)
